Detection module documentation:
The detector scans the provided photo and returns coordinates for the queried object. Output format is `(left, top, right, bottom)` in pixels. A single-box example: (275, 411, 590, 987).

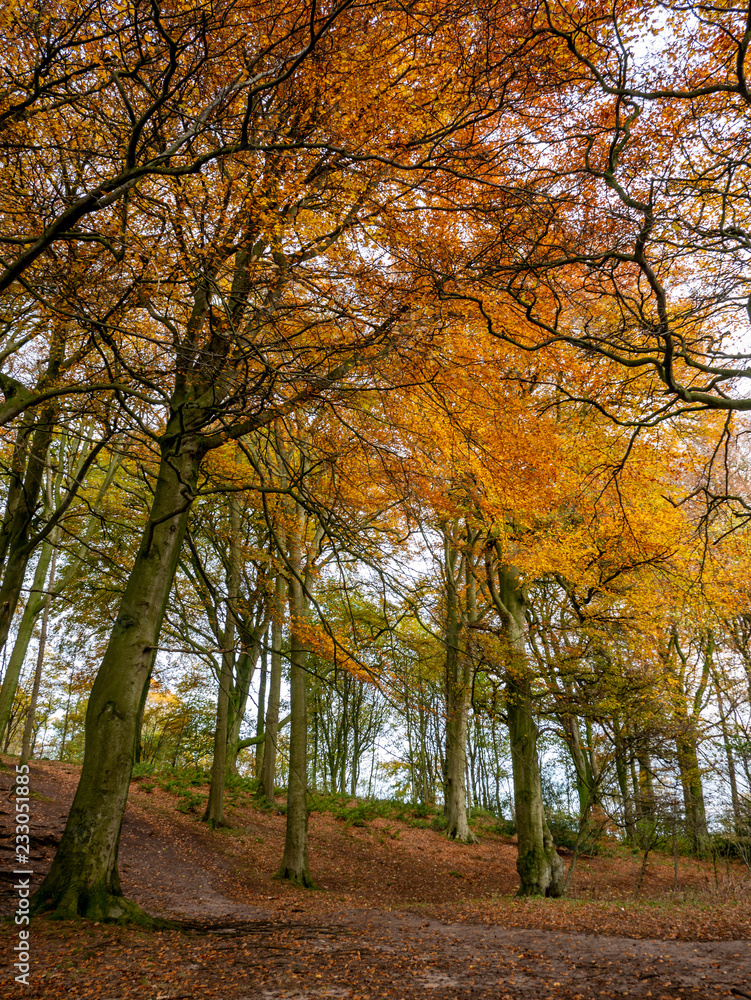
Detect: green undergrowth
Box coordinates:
(131, 764, 211, 814)
(129, 766, 521, 838)
(308, 792, 441, 830)
(306, 793, 515, 839)
(131, 765, 282, 814)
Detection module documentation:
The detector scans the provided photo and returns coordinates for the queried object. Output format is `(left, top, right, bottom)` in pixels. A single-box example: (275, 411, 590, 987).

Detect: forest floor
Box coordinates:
(1, 758, 750, 1000)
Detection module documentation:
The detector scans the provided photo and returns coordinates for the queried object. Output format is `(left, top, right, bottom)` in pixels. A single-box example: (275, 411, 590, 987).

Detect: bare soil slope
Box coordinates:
(1, 759, 750, 1000)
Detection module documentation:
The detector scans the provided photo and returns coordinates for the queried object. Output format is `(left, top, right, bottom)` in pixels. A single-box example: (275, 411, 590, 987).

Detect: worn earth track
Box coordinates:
(1, 759, 750, 999)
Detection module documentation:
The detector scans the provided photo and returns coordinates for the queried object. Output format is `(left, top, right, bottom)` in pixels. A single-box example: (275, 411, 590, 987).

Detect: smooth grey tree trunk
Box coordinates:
(443, 526, 476, 842)
(260, 432, 289, 800)
(0, 540, 52, 745)
(491, 563, 564, 897)
(714, 678, 742, 829)
(561, 713, 593, 819)
(32, 443, 200, 921)
(203, 647, 233, 826)
(20, 534, 58, 763)
(613, 725, 636, 846)
(260, 571, 285, 803)
(227, 645, 262, 773)
(276, 520, 315, 887)
(254, 643, 268, 777)
(444, 591, 469, 836)
(204, 497, 241, 827)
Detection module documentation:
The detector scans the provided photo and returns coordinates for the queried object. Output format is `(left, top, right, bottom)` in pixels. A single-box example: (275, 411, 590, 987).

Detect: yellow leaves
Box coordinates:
(203, 443, 256, 491)
(369, 292, 732, 639)
(144, 684, 181, 712)
(292, 616, 372, 683)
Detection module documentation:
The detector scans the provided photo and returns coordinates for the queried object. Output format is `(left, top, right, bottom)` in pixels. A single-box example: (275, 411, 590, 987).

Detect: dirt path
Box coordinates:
(2, 907, 750, 999)
(1, 759, 750, 999)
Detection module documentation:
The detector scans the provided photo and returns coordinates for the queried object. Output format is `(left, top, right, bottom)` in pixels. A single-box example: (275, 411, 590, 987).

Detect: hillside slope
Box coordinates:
(1, 759, 751, 999)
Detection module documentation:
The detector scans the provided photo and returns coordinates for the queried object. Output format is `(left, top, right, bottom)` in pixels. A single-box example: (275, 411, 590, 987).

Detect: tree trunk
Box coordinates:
(612, 723, 636, 845)
(676, 730, 709, 854)
(444, 525, 476, 842)
(255, 643, 268, 778)
(276, 520, 315, 887)
(204, 498, 241, 827)
(0, 540, 52, 745)
(714, 680, 742, 831)
(669, 630, 711, 855)
(134, 666, 156, 767)
(638, 754, 656, 819)
(0, 447, 122, 746)
(444, 679, 473, 839)
(260, 570, 285, 803)
(32, 442, 200, 921)
(0, 420, 33, 569)
(58, 672, 74, 761)
(561, 712, 593, 821)
(0, 411, 54, 657)
(310, 690, 319, 792)
(20, 534, 58, 763)
(227, 645, 262, 774)
(203, 649, 233, 827)
(494, 564, 564, 897)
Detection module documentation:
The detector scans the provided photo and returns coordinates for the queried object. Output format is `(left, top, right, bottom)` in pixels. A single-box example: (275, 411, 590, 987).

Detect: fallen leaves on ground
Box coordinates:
(1, 759, 750, 1000)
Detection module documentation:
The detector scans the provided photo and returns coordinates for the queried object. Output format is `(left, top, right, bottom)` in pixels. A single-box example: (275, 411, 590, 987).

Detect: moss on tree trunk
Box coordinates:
(260, 570, 285, 804)
(492, 563, 565, 898)
(32, 444, 200, 921)
(276, 519, 315, 888)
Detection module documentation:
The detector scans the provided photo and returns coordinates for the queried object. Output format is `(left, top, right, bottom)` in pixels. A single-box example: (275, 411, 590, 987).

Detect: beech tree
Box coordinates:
(0, 0, 366, 306)
(486, 560, 566, 896)
(0, 427, 120, 745)
(27, 0, 508, 918)
(440, 521, 482, 842)
(2, 0, 750, 924)
(409, 0, 751, 422)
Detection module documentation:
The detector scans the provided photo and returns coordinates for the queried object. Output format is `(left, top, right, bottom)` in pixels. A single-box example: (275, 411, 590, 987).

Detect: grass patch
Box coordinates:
(308, 792, 446, 829)
(176, 789, 207, 814)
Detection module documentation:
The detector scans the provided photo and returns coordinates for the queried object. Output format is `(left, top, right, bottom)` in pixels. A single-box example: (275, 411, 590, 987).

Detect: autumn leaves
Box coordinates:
(0, 0, 750, 916)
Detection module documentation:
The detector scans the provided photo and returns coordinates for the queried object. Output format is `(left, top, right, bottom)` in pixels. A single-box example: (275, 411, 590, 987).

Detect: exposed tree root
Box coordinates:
(446, 828, 478, 845)
(31, 885, 176, 927)
(274, 866, 318, 889)
(202, 816, 230, 831)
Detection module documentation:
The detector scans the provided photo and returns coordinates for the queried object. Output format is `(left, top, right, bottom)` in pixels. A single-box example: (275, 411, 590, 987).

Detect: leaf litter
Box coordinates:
(1, 759, 750, 999)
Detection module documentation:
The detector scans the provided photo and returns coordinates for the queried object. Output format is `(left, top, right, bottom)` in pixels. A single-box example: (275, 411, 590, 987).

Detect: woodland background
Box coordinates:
(1, 0, 751, 918)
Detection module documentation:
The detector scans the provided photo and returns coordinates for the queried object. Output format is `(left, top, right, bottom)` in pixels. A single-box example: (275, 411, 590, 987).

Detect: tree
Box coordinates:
(418, 1, 751, 418)
(0, 434, 121, 746)
(441, 520, 481, 842)
(10, 0, 751, 924)
(276, 502, 317, 886)
(485, 559, 565, 896)
(32, 0, 492, 917)
(0, 0, 365, 308)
